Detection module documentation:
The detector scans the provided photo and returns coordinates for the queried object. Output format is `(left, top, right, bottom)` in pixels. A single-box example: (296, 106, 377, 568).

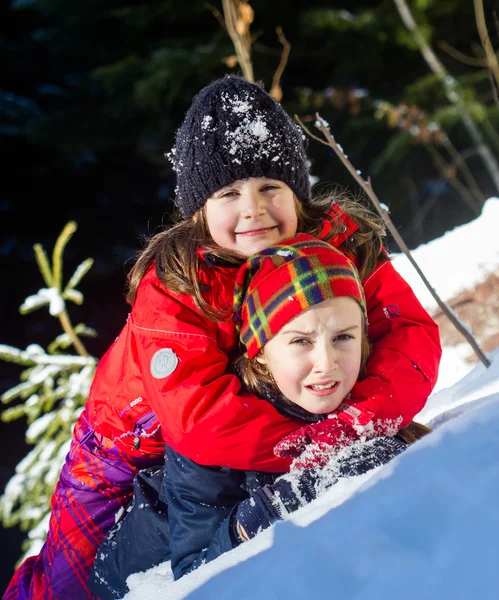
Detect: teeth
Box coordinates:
(311, 382, 336, 390)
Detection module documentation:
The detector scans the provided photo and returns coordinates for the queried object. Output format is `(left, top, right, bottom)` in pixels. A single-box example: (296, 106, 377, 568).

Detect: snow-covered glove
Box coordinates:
(233, 469, 318, 542)
(274, 401, 377, 468)
(234, 434, 409, 542)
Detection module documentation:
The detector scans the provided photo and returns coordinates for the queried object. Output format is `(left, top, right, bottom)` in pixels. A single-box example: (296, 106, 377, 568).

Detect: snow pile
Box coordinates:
(391, 197, 499, 313)
(121, 199, 499, 600)
(392, 197, 499, 393)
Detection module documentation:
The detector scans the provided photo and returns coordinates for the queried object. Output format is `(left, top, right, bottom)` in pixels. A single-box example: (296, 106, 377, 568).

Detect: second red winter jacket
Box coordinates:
(87, 208, 442, 472)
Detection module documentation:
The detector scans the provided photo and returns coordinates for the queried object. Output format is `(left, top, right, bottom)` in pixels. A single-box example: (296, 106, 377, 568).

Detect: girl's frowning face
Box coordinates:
(204, 177, 298, 257)
(260, 297, 363, 414)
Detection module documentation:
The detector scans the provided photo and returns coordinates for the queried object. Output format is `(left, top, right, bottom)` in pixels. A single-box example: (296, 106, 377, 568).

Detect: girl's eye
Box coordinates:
(290, 338, 310, 345)
(335, 334, 354, 342)
(261, 184, 279, 192)
(219, 191, 238, 199)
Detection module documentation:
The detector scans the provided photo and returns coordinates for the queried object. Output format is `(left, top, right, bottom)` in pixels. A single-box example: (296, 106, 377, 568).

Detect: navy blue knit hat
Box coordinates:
(168, 75, 312, 219)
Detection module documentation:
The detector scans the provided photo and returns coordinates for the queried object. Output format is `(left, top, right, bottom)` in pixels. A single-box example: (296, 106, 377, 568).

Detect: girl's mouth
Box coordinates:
(235, 226, 276, 237)
(307, 381, 339, 396)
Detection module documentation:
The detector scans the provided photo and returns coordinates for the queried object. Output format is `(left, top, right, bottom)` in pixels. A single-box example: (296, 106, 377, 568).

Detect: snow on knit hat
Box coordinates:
(167, 75, 312, 219)
(234, 233, 367, 359)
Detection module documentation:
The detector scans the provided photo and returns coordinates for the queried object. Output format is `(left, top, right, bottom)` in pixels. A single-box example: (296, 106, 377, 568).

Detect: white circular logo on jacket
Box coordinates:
(150, 348, 179, 378)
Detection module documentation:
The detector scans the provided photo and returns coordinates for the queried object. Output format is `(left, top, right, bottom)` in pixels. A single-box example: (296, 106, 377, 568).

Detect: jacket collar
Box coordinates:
(318, 202, 358, 247)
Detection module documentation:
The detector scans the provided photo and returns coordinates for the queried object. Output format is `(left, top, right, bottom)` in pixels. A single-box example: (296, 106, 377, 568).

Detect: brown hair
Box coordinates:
(236, 327, 371, 401)
(126, 189, 386, 320)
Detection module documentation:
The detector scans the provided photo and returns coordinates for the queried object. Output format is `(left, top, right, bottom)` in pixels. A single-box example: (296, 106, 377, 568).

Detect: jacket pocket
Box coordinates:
(132, 411, 160, 450)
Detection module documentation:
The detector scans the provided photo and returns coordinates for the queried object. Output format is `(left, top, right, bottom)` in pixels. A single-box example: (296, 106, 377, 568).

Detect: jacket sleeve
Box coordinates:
(167, 437, 411, 580)
(348, 259, 442, 426)
(163, 446, 250, 580)
(130, 271, 301, 472)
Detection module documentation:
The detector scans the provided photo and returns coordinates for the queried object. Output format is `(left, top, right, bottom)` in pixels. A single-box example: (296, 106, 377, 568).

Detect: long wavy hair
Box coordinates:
(126, 189, 386, 320)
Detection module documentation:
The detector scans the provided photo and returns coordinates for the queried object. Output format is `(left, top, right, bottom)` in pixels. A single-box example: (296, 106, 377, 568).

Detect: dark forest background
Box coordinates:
(1, 0, 499, 589)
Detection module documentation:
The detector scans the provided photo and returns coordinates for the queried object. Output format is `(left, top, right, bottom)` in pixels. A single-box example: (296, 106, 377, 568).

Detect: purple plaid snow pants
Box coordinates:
(3, 408, 161, 599)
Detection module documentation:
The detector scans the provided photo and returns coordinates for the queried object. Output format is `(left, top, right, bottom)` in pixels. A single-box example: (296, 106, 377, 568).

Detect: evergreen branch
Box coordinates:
(58, 311, 89, 357)
(1, 382, 40, 406)
(52, 221, 77, 292)
(48, 326, 96, 354)
(299, 111, 491, 369)
(65, 258, 94, 292)
(0, 344, 95, 368)
(0, 345, 37, 366)
(33, 245, 54, 288)
(63, 290, 84, 305)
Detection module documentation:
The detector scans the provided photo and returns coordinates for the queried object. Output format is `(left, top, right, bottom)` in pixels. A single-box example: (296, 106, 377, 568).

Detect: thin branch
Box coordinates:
(222, 0, 254, 82)
(488, 68, 499, 108)
(299, 111, 490, 368)
(474, 0, 499, 93)
(482, 118, 499, 153)
(393, 0, 499, 194)
(425, 144, 481, 214)
(438, 40, 489, 67)
(269, 26, 291, 101)
(442, 137, 486, 204)
(204, 2, 227, 32)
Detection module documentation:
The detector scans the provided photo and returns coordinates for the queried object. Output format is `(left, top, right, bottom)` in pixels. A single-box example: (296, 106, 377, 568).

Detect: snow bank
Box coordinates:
(188, 390, 499, 600)
(391, 197, 499, 313)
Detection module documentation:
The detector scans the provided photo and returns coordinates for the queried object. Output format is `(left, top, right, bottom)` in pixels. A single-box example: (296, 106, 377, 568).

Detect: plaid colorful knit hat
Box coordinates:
(167, 75, 312, 219)
(234, 233, 367, 358)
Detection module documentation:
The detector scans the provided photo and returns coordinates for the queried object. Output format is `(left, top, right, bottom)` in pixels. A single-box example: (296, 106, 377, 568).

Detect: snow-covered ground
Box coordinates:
(123, 198, 499, 600)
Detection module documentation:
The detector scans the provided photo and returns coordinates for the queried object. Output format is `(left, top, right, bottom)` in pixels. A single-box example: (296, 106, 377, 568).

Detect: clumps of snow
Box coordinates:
(21, 287, 65, 317)
(201, 115, 214, 130)
(276, 250, 294, 257)
(229, 99, 251, 114)
(219, 91, 284, 164)
(26, 412, 55, 443)
(226, 117, 270, 157)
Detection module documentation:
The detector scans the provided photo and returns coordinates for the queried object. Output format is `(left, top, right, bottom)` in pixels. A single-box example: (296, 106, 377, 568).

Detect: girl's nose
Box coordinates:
(241, 191, 266, 217)
(313, 346, 339, 374)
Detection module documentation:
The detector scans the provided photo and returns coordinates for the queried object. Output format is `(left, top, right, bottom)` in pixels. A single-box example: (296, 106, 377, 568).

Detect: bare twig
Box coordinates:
(222, 0, 254, 82)
(443, 138, 486, 203)
(474, 0, 499, 94)
(425, 144, 481, 214)
(488, 69, 499, 108)
(269, 26, 291, 101)
(205, 2, 227, 32)
(438, 40, 489, 67)
(297, 112, 490, 368)
(393, 0, 499, 194)
(482, 118, 499, 153)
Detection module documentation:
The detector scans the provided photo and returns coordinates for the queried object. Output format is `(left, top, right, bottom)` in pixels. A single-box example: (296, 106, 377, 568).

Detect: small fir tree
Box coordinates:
(0, 222, 97, 562)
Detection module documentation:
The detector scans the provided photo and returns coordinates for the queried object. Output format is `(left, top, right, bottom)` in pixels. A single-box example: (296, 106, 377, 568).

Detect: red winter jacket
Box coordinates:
(87, 209, 441, 472)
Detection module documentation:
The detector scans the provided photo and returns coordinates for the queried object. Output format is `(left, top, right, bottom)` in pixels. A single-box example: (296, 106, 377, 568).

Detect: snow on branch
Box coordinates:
(296, 112, 491, 369)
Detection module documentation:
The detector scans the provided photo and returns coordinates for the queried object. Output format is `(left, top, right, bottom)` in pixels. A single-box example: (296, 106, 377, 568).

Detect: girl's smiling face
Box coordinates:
(259, 297, 363, 414)
(204, 177, 298, 257)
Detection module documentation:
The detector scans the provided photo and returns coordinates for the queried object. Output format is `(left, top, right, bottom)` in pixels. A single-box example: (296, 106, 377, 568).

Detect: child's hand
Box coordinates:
(274, 401, 377, 468)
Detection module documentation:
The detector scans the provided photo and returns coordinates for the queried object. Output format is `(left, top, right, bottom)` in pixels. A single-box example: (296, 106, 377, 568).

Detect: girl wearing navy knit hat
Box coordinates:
(5, 76, 440, 600)
(89, 234, 431, 598)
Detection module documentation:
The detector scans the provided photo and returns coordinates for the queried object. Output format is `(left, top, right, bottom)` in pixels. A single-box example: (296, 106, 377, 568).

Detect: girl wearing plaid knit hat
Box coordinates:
(5, 76, 440, 600)
(90, 235, 424, 596)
